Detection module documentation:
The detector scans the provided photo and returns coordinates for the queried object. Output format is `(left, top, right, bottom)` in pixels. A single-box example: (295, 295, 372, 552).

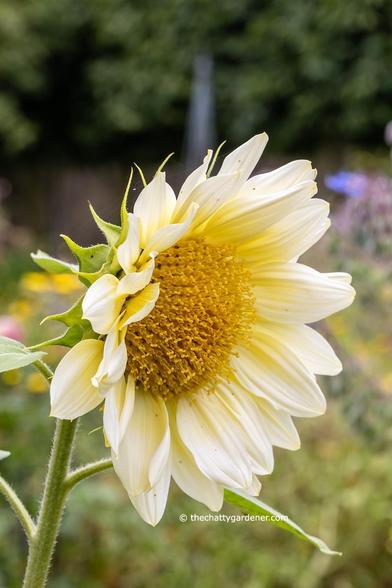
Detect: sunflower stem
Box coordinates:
(23, 418, 78, 588)
(33, 358, 54, 382)
(0, 475, 36, 542)
(65, 458, 113, 492)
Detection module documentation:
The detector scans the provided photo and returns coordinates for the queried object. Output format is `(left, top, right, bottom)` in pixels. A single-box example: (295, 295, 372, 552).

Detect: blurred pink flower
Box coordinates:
(0, 316, 24, 342)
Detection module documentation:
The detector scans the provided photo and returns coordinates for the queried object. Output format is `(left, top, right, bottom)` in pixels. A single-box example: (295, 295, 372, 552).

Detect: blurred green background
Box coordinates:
(0, 1, 392, 587)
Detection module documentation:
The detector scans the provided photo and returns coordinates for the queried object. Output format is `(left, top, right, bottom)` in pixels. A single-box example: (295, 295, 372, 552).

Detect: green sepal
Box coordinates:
(29, 322, 97, 350)
(61, 235, 110, 275)
(116, 168, 133, 247)
(77, 245, 121, 284)
(41, 295, 88, 328)
(0, 336, 46, 373)
(89, 203, 121, 246)
(38, 296, 98, 347)
(31, 250, 78, 274)
(224, 489, 341, 557)
(29, 324, 84, 349)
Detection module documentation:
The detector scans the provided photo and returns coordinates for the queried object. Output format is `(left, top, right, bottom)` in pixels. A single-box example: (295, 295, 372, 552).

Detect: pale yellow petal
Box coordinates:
(176, 392, 253, 489)
(252, 263, 355, 324)
(50, 339, 104, 419)
(218, 133, 268, 181)
(139, 202, 199, 264)
(116, 213, 140, 273)
(116, 259, 155, 297)
(112, 389, 170, 496)
(238, 199, 330, 264)
(232, 338, 326, 417)
(119, 282, 160, 328)
(254, 322, 342, 376)
(170, 407, 224, 511)
(129, 460, 171, 526)
(103, 376, 135, 456)
(203, 180, 317, 245)
(215, 381, 274, 475)
(175, 150, 213, 210)
(92, 327, 127, 391)
(237, 159, 316, 197)
(133, 172, 176, 246)
(175, 172, 241, 229)
(82, 274, 122, 335)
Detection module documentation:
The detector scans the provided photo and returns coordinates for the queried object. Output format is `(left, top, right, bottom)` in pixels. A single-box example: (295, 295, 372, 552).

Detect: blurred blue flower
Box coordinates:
(325, 171, 368, 198)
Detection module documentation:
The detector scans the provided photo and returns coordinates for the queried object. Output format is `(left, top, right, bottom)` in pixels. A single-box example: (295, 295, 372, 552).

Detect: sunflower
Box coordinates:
(50, 134, 355, 525)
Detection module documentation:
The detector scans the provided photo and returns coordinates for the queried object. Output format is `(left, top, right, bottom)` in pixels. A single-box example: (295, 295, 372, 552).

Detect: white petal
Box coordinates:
(129, 460, 171, 526)
(133, 172, 176, 246)
(252, 263, 355, 324)
(243, 475, 262, 497)
(175, 172, 241, 229)
(257, 323, 342, 376)
(325, 272, 353, 285)
(254, 396, 301, 450)
(233, 337, 326, 417)
(238, 199, 330, 264)
(170, 409, 223, 511)
(82, 274, 122, 335)
(92, 328, 127, 390)
(119, 282, 160, 328)
(176, 150, 213, 210)
(112, 389, 170, 496)
(139, 202, 199, 264)
(177, 392, 253, 489)
(50, 339, 104, 419)
(103, 377, 135, 456)
(116, 213, 140, 272)
(215, 381, 274, 475)
(218, 133, 269, 181)
(116, 259, 155, 296)
(203, 180, 317, 245)
(237, 159, 316, 197)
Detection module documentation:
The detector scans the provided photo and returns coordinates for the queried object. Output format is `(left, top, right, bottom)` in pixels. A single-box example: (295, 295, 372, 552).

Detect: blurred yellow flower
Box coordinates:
(26, 372, 48, 394)
(2, 370, 22, 386)
(21, 272, 50, 292)
(20, 272, 83, 295)
(9, 299, 34, 320)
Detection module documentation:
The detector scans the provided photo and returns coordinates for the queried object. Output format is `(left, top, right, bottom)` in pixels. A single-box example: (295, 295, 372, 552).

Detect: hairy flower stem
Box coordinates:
(23, 418, 78, 588)
(0, 476, 36, 541)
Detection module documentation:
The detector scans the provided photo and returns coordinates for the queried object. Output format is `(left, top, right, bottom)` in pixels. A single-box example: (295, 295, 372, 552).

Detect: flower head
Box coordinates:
(45, 133, 355, 525)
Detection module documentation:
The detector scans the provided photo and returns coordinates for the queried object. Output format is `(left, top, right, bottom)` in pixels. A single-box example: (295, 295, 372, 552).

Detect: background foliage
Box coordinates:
(0, 0, 391, 160)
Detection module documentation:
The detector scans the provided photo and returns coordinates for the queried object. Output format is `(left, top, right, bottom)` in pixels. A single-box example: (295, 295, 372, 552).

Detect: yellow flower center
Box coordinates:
(125, 239, 255, 399)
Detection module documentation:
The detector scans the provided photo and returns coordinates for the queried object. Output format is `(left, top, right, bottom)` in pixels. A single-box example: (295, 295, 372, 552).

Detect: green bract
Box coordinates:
(30, 174, 132, 349)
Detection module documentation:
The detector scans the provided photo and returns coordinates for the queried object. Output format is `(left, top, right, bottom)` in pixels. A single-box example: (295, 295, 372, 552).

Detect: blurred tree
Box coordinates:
(0, 0, 391, 161)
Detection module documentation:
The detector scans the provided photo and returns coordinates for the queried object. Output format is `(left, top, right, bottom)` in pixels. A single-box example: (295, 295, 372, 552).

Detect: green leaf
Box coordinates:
(0, 336, 46, 373)
(0, 336, 24, 351)
(31, 250, 78, 274)
(0, 450, 10, 461)
(224, 489, 341, 557)
(89, 203, 121, 246)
